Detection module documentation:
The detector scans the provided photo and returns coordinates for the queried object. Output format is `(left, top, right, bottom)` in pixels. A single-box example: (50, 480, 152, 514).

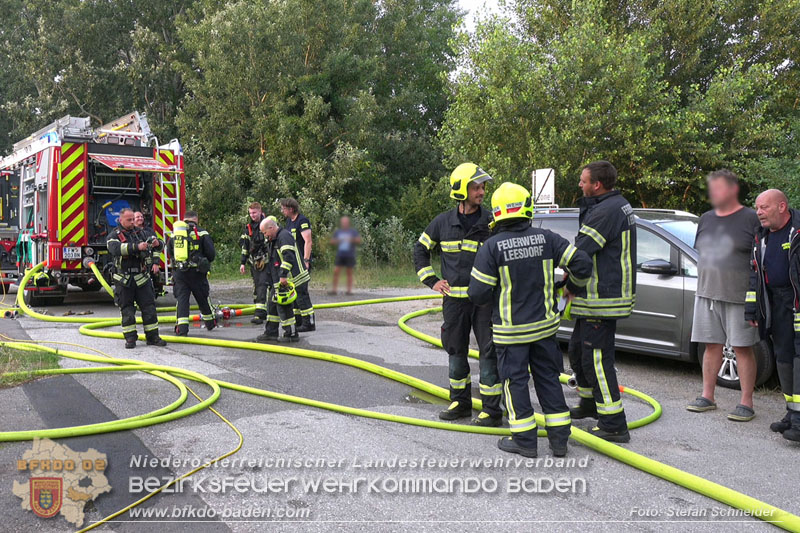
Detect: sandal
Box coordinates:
(686, 396, 717, 412)
(727, 404, 755, 422)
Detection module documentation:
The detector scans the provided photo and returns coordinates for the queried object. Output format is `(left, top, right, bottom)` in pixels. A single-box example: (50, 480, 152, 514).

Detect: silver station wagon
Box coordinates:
(535, 208, 775, 389)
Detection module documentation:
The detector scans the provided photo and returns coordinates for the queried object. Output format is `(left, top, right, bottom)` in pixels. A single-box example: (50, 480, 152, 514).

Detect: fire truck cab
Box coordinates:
(0, 111, 185, 306)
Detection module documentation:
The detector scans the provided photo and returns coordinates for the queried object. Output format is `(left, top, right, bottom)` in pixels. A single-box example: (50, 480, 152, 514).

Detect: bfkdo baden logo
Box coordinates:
(12, 438, 111, 527)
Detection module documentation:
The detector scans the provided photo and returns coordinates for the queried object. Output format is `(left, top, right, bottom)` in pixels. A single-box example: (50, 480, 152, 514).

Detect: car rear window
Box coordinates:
(653, 220, 698, 248)
(538, 217, 578, 243)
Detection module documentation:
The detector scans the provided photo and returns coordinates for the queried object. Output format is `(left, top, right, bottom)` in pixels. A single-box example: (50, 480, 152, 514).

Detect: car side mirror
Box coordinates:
(640, 259, 678, 276)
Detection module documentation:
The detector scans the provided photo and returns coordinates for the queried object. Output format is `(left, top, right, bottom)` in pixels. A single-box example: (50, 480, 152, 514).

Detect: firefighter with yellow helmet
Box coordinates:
(257, 216, 308, 343)
(469, 182, 592, 457)
(167, 210, 217, 336)
(413, 163, 502, 425)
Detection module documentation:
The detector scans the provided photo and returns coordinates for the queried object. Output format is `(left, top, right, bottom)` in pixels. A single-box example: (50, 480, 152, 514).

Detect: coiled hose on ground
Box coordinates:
(0, 262, 797, 532)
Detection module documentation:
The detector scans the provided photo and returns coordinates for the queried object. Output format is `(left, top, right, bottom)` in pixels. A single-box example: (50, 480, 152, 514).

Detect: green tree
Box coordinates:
(176, 0, 461, 217)
(441, 0, 800, 213)
(0, 0, 194, 151)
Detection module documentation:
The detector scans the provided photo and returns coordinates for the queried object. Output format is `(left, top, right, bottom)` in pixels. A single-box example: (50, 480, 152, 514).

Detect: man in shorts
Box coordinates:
(687, 169, 761, 421)
(330, 216, 361, 295)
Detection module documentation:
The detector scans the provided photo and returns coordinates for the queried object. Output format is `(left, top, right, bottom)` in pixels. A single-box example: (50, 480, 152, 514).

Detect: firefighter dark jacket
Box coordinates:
(413, 206, 493, 298)
(745, 208, 800, 338)
(239, 214, 266, 266)
(570, 189, 637, 319)
(137, 225, 161, 269)
(107, 225, 164, 287)
(469, 220, 592, 345)
(166, 222, 216, 270)
(268, 227, 310, 288)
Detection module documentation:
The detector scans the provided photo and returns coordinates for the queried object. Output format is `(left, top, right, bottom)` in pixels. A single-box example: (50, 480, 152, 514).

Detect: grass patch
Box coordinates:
(310, 262, 421, 289)
(209, 255, 434, 290)
(0, 346, 60, 388)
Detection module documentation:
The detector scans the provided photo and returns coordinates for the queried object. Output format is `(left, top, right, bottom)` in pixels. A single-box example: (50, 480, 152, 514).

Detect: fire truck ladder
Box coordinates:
(158, 171, 181, 287)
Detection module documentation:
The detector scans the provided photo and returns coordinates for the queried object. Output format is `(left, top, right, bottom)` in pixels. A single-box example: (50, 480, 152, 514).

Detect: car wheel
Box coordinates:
(696, 341, 775, 390)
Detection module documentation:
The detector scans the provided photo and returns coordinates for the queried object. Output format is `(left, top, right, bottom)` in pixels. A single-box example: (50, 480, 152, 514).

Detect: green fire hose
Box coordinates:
(3, 261, 799, 532)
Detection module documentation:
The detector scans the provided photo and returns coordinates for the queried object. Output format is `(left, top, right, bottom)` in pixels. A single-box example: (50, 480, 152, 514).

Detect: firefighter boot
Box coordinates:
(473, 393, 502, 427)
(124, 334, 137, 350)
(258, 320, 280, 343)
(590, 426, 631, 443)
(278, 324, 300, 343)
(569, 398, 598, 420)
(772, 362, 794, 432)
(205, 319, 217, 332)
(250, 317, 265, 325)
(497, 437, 537, 458)
(771, 411, 792, 433)
(547, 426, 570, 458)
(439, 401, 472, 421)
(174, 324, 189, 337)
(473, 412, 503, 427)
(145, 331, 167, 347)
(297, 314, 316, 333)
(783, 411, 800, 442)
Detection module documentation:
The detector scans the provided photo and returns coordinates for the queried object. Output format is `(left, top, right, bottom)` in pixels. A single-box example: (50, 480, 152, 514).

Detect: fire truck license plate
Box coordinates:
(63, 247, 81, 260)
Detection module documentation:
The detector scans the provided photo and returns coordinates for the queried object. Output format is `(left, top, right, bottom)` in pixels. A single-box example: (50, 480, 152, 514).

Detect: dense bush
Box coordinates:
(2, 0, 799, 265)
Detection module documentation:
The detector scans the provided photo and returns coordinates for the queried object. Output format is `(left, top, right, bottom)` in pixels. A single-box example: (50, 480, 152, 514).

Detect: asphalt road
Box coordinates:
(0, 281, 797, 532)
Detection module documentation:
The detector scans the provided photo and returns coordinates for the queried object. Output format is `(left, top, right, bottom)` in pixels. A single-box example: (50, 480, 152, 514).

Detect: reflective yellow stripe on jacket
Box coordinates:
(417, 266, 436, 283)
(447, 286, 469, 298)
(470, 266, 497, 286)
(440, 239, 480, 254)
(579, 224, 606, 247)
(418, 232, 436, 250)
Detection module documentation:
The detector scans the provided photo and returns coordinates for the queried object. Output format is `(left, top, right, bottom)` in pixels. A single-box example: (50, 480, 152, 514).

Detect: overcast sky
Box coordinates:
(457, 0, 502, 30)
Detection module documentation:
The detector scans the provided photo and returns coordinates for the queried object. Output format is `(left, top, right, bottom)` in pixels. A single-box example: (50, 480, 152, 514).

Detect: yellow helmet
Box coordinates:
(275, 281, 297, 306)
(449, 163, 493, 201)
(491, 182, 534, 224)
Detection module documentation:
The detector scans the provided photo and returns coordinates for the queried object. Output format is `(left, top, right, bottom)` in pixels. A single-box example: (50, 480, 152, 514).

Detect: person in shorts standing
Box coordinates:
(330, 216, 362, 295)
(687, 169, 761, 421)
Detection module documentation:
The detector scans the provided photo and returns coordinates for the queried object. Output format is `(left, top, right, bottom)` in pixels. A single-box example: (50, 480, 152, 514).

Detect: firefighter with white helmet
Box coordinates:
(469, 182, 592, 457)
(413, 163, 502, 426)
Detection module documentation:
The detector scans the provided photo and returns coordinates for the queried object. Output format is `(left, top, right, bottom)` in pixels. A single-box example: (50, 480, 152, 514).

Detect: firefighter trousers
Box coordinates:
(250, 265, 269, 319)
(768, 287, 800, 418)
(441, 296, 501, 416)
(569, 318, 628, 432)
(265, 286, 297, 336)
(497, 336, 571, 449)
(294, 281, 315, 327)
(174, 268, 215, 335)
(115, 278, 160, 342)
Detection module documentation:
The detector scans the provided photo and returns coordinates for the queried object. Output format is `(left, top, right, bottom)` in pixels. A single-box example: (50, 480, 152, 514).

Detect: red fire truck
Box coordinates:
(0, 111, 185, 305)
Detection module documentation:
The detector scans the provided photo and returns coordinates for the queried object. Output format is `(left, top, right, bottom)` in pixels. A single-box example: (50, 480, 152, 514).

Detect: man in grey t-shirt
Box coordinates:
(687, 169, 760, 421)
